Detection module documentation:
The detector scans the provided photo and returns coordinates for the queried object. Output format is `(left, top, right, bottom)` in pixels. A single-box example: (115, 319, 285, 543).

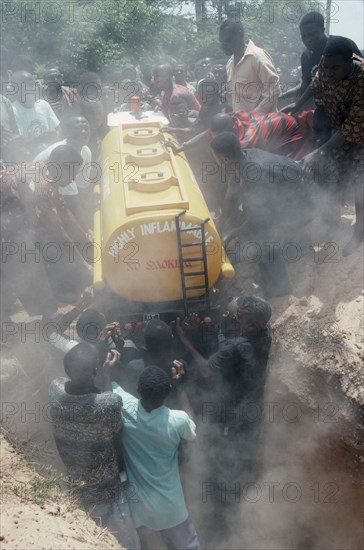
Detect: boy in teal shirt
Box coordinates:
(105, 360, 200, 550)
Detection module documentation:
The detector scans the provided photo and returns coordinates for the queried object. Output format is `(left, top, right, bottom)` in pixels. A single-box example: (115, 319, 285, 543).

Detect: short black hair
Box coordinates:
(236, 296, 272, 327)
(323, 36, 354, 60)
(137, 366, 172, 401)
(219, 20, 244, 36)
(210, 113, 235, 134)
(299, 11, 325, 30)
(144, 319, 173, 354)
(80, 99, 103, 112)
(173, 61, 187, 70)
(44, 68, 62, 82)
(64, 343, 98, 382)
(76, 309, 106, 343)
(79, 72, 101, 87)
(12, 70, 34, 83)
(153, 63, 173, 76)
(197, 79, 219, 101)
(62, 113, 89, 134)
(210, 131, 242, 161)
(48, 144, 83, 167)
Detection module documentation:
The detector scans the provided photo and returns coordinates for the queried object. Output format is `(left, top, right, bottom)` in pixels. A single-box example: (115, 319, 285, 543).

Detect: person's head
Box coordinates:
(80, 99, 104, 130)
(299, 11, 326, 52)
(121, 63, 137, 82)
(62, 115, 90, 147)
(322, 36, 354, 80)
(101, 85, 116, 112)
(153, 64, 173, 92)
(210, 113, 235, 137)
(212, 61, 227, 86)
(44, 68, 63, 90)
(12, 55, 35, 74)
(210, 131, 242, 170)
(219, 20, 245, 57)
(194, 58, 212, 81)
(137, 366, 172, 409)
(173, 63, 188, 85)
(12, 71, 37, 107)
(76, 308, 107, 343)
(63, 343, 98, 389)
(168, 97, 190, 127)
(139, 59, 152, 81)
(144, 319, 173, 354)
(78, 72, 102, 100)
(235, 295, 272, 332)
(47, 145, 83, 187)
(197, 79, 220, 109)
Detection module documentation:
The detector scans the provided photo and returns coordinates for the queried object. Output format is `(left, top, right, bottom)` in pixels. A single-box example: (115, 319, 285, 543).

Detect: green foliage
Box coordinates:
(13, 475, 61, 506)
(1, 0, 324, 80)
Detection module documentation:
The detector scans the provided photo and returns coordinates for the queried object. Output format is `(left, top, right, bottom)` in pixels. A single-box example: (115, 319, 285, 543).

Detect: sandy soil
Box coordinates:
(0, 434, 122, 550)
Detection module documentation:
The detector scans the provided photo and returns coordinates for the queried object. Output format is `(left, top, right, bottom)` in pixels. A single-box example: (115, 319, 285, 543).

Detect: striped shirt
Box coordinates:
(231, 110, 316, 160)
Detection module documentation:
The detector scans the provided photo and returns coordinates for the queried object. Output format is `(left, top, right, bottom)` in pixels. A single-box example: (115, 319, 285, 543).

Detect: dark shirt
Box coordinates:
(229, 148, 313, 238)
(207, 327, 272, 430)
(300, 35, 362, 91)
(49, 377, 123, 503)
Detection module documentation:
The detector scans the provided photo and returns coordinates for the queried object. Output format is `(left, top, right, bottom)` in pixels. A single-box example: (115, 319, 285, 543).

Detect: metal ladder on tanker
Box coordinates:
(175, 210, 210, 315)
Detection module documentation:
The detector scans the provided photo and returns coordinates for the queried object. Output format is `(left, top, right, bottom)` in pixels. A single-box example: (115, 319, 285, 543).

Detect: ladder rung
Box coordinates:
(186, 285, 208, 290)
(185, 298, 208, 304)
(184, 271, 206, 276)
(179, 227, 201, 232)
(181, 242, 202, 248)
(182, 257, 204, 262)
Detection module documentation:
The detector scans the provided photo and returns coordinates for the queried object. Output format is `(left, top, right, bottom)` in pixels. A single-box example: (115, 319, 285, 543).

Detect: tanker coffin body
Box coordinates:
(94, 119, 234, 307)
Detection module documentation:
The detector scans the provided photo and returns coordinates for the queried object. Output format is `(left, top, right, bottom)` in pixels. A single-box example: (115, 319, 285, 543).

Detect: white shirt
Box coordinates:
(12, 99, 59, 139)
(34, 140, 92, 195)
(226, 40, 280, 112)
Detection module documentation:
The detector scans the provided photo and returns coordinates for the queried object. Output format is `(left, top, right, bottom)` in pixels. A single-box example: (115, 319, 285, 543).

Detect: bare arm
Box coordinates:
(217, 176, 238, 231)
(174, 319, 211, 379)
(282, 85, 313, 114)
(302, 131, 346, 177)
(103, 349, 121, 391)
(165, 130, 207, 155)
(319, 130, 345, 153)
(223, 221, 248, 247)
(279, 82, 303, 101)
(171, 360, 197, 422)
(177, 130, 207, 153)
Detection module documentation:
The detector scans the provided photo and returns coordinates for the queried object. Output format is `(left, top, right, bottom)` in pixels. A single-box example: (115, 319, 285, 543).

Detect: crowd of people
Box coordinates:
(1, 9, 363, 550)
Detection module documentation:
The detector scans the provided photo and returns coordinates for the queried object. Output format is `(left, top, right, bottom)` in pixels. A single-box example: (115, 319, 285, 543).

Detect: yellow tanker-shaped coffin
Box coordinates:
(94, 120, 234, 303)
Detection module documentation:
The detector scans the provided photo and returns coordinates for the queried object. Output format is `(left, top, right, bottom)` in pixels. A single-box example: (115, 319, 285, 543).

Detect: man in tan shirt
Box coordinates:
(219, 20, 280, 112)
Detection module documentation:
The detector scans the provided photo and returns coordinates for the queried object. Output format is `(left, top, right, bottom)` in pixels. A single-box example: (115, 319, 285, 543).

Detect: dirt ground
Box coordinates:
(0, 433, 122, 550)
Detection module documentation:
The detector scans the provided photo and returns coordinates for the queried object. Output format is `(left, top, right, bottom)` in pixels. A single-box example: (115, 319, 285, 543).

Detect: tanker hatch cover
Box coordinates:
(119, 123, 190, 215)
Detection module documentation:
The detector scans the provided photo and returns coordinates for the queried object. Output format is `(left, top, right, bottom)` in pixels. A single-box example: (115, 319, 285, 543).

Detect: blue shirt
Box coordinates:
(112, 382, 196, 530)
